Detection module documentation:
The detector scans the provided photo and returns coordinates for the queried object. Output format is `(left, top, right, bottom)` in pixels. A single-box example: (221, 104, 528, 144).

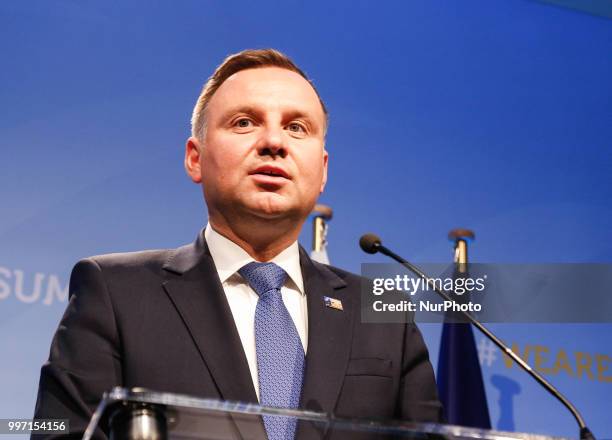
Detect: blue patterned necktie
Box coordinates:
(238, 262, 305, 440)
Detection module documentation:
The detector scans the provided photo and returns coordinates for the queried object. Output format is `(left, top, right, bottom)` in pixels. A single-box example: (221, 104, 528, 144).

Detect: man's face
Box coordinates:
(186, 67, 328, 224)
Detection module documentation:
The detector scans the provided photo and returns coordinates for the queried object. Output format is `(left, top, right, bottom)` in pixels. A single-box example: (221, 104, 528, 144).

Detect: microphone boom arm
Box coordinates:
(366, 238, 594, 440)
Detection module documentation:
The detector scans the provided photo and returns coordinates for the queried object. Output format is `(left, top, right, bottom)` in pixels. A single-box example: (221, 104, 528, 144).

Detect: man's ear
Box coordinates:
(320, 149, 329, 193)
(185, 137, 203, 183)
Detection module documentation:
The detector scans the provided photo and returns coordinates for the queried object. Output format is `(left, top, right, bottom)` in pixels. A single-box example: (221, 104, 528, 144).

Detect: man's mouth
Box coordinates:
(250, 165, 290, 180)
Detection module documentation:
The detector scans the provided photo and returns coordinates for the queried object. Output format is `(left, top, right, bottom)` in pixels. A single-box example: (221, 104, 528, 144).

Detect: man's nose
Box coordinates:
(256, 126, 288, 158)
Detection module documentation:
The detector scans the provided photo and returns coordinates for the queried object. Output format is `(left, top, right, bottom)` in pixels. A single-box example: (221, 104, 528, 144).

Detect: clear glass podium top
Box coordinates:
(84, 387, 568, 440)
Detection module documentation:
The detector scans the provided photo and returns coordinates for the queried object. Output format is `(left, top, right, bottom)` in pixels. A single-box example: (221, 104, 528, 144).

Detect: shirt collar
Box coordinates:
(204, 223, 305, 295)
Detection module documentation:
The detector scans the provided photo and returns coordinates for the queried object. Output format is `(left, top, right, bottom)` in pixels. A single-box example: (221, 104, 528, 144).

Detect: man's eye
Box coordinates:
(287, 122, 306, 133)
(235, 118, 253, 128)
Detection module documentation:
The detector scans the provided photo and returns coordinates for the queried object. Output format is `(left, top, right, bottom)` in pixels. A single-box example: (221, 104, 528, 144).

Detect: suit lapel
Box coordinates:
(161, 232, 258, 404)
(299, 248, 353, 415)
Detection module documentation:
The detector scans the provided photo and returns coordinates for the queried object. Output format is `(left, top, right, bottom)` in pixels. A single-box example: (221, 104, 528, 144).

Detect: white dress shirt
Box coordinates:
(204, 224, 308, 401)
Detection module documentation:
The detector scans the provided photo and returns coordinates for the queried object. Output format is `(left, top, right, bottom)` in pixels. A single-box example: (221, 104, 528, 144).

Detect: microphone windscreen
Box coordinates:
(359, 233, 381, 254)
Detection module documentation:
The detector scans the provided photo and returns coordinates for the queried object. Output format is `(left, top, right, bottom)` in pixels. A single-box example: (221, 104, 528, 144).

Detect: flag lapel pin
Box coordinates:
(323, 296, 343, 311)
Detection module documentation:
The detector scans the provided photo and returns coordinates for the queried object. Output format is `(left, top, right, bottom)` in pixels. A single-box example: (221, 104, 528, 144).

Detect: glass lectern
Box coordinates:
(84, 388, 568, 440)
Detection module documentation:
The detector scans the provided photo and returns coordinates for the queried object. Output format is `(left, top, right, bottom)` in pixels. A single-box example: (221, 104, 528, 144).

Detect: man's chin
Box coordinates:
(245, 196, 299, 220)
(248, 206, 293, 220)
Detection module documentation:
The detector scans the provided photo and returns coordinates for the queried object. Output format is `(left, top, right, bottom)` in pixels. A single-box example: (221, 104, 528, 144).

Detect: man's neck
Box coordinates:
(209, 216, 303, 262)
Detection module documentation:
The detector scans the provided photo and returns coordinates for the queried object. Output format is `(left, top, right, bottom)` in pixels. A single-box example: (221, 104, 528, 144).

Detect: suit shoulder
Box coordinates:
(78, 248, 174, 274)
(312, 261, 365, 286)
(68, 249, 180, 302)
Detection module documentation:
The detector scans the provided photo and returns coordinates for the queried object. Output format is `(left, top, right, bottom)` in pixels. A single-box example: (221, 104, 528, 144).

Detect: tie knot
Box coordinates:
(239, 262, 287, 297)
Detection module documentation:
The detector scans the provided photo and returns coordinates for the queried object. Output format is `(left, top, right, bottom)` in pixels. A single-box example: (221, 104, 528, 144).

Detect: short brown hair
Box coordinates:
(191, 48, 328, 139)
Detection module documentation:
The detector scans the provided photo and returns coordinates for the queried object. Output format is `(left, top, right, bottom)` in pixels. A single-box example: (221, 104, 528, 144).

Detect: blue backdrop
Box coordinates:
(1, 0, 611, 437)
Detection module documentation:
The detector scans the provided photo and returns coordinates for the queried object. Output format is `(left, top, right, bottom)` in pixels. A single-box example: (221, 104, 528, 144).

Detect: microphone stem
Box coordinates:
(376, 244, 594, 440)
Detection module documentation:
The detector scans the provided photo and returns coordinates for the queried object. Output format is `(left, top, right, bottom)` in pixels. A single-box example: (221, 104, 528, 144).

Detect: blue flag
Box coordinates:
(437, 321, 491, 428)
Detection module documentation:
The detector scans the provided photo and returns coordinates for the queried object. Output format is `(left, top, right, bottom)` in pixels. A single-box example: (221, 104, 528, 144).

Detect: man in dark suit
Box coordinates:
(34, 49, 442, 439)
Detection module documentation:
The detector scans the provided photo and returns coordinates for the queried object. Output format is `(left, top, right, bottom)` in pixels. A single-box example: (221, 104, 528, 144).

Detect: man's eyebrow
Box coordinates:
(282, 110, 313, 121)
(217, 105, 263, 122)
(282, 110, 322, 132)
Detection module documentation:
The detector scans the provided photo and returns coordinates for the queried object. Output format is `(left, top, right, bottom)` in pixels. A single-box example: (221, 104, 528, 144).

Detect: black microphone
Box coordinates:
(360, 233, 595, 440)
